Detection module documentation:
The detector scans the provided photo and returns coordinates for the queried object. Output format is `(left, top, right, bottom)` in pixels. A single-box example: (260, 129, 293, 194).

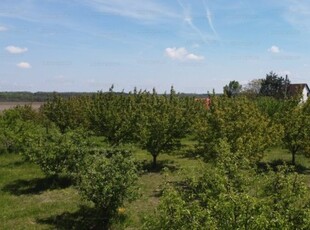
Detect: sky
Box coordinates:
(0, 0, 310, 93)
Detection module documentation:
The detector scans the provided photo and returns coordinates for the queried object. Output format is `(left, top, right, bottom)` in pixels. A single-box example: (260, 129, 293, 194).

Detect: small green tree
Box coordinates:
(281, 101, 310, 165)
(137, 88, 192, 167)
(41, 94, 89, 133)
(77, 150, 138, 228)
(195, 96, 282, 163)
(223, 80, 242, 97)
(0, 105, 40, 154)
(87, 88, 138, 146)
(259, 71, 290, 99)
(24, 127, 89, 178)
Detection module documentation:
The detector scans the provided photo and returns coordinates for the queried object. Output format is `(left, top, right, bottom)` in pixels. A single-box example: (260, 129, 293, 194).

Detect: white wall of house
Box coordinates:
(302, 87, 309, 103)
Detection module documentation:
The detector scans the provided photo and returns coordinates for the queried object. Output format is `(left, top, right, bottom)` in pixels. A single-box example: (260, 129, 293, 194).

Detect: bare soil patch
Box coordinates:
(0, 102, 44, 111)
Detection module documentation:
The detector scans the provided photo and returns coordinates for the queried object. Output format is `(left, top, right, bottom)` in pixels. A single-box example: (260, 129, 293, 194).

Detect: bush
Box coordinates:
(143, 143, 310, 230)
(24, 127, 89, 178)
(0, 105, 41, 154)
(77, 150, 139, 227)
(195, 96, 282, 163)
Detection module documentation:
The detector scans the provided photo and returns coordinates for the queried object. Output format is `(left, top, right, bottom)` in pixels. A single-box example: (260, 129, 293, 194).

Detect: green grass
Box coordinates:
(263, 147, 310, 171)
(1, 145, 310, 229)
(261, 147, 310, 184)
(0, 146, 202, 229)
(0, 154, 81, 230)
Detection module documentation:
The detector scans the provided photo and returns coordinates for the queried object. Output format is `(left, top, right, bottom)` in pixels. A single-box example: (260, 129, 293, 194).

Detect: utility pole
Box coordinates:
(284, 74, 288, 99)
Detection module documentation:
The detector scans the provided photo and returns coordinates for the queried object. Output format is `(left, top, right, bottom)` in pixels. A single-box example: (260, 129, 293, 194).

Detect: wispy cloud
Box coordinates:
(177, 0, 214, 43)
(165, 47, 204, 61)
(5, 46, 28, 54)
(268, 45, 280, 53)
(202, 0, 218, 37)
(280, 1, 310, 31)
(0, 26, 8, 32)
(82, 0, 178, 22)
(17, 62, 31, 69)
(287, 1, 310, 16)
(177, 0, 203, 37)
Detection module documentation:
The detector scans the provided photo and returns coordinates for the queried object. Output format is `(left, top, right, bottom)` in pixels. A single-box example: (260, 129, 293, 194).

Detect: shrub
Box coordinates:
(195, 96, 282, 163)
(0, 105, 42, 154)
(143, 143, 310, 230)
(24, 127, 89, 178)
(77, 150, 139, 227)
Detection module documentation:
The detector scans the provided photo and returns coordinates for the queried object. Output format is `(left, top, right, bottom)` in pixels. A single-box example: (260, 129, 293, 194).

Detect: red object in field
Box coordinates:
(195, 97, 211, 109)
(206, 97, 211, 108)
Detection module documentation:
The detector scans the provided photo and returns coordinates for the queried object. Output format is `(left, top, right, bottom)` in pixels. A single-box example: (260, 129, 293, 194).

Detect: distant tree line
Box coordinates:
(0, 91, 221, 102)
(0, 92, 96, 102)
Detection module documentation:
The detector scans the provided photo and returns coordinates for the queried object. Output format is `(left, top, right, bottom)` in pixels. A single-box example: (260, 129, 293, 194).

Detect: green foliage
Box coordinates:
(195, 96, 282, 163)
(87, 87, 201, 166)
(261, 166, 310, 229)
(281, 101, 310, 164)
(144, 143, 310, 230)
(87, 88, 139, 145)
(0, 105, 41, 154)
(77, 150, 139, 227)
(255, 96, 280, 117)
(23, 127, 89, 177)
(137, 88, 195, 167)
(41, 95, 89, 133)
(259, 71, 290, 99)
(223, 80, 242, 97)
(254, 96, 298, 119)
(4, 87, 310, 229)
(143, 186, 213, 230)
(20, 87, 202, 169)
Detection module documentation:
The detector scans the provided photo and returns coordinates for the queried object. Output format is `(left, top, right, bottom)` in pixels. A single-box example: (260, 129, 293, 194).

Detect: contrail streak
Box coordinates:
(202, 0, 218, 37)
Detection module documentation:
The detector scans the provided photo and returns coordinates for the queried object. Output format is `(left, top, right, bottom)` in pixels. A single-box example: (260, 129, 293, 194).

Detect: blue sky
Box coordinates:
(0, 0, 310, 93)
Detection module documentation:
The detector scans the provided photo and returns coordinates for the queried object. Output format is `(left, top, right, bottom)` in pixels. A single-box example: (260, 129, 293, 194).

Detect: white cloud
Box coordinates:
(186, 53, 205, 61)
(165, 47, 204, 61)
(0, 26, 7, 32)
(17, 62, 31, 69)
(268, 45, 280, 53)
(6, 46, 28, 54)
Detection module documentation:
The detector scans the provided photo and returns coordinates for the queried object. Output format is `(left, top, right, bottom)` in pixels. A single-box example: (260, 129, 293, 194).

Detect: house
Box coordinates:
(287, 83, 310, 103)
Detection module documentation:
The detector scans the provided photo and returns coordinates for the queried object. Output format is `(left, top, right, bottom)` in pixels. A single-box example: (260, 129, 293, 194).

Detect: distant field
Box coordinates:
(0, 102, 44, 112)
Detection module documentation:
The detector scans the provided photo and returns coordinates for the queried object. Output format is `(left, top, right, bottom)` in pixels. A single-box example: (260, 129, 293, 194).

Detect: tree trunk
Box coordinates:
(152, 154, 157, 168)
(292, 152, 296, 165)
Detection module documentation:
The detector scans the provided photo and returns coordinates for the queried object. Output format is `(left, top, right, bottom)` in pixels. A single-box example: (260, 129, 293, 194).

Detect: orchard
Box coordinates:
(1, 83, 310, 229)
